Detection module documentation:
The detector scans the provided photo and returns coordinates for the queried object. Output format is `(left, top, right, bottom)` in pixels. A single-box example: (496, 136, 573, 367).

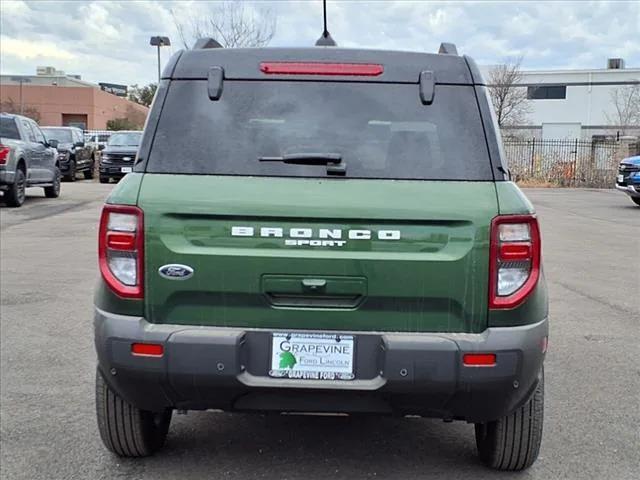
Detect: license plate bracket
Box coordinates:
(269, 332, 355, 380)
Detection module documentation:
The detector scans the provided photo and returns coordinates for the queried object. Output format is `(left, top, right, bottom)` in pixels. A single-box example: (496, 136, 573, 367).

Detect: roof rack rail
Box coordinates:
(438, 42, 458, 56)
(193, 38, 223, 49)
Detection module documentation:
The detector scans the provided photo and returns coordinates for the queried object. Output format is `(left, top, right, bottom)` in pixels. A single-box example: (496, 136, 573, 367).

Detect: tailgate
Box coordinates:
(139, 174, 497, 333)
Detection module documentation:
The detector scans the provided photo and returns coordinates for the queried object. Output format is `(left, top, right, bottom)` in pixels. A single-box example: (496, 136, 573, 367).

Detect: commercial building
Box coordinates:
(0, 67, 148, 130)
(482, 59, 640, 140)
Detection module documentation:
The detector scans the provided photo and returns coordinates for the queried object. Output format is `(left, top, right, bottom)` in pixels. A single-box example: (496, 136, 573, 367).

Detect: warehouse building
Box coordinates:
(482, 58, 640, 140)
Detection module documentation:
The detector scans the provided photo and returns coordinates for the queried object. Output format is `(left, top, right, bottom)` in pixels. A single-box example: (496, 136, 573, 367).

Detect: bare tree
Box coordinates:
(605, 84, 640, 136)
(487, 58, 531, 128)
(171, 1, 276, 49)
(0, 97, 41, 122)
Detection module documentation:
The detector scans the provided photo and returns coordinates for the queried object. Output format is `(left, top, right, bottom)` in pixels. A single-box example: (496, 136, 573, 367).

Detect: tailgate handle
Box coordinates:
(301, 279, 327, 291)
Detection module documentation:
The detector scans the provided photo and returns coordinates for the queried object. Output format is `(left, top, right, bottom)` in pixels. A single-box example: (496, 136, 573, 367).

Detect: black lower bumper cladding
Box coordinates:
(95, 308, 547, 423)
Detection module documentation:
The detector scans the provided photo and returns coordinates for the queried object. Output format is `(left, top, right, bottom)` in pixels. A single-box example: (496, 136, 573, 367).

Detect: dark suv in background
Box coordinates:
(41, 126, 95, 181)
(98, 131, 142, 183)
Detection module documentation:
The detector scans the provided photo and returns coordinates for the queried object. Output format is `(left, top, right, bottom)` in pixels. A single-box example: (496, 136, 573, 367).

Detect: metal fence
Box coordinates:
(502, 139, 634, 187)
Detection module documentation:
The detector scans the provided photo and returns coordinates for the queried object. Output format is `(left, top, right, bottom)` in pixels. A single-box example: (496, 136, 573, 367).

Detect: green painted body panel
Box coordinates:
(495, 182, 535, 215)
(133, 174, 501, 333)
(94, 280, 144, 317)
(95, 175, 547, 331)
(105, 172, 143, 205)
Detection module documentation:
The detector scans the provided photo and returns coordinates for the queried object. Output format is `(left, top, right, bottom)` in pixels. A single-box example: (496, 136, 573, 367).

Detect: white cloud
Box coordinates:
(0, 0, 638, 87)
(0, 36, 76, 60)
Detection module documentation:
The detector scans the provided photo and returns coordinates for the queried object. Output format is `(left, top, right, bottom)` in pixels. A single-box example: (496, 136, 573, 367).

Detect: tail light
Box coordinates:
(98, 205, 144, 299)
(0, 145, 10, 165)
(489, 215, 541, 309)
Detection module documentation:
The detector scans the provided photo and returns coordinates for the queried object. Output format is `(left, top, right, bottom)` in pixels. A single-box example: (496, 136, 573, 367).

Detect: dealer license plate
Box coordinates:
(617, 174, 624, 183)
(269, 333, 355, 380)
(121, 167, 132, 173)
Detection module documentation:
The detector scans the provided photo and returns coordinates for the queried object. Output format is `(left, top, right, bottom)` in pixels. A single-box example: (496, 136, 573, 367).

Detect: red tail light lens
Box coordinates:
(98, 205, 144, 299)
(260, 62, 384, 76)
(0, 145, 10, 165)
(489, 215, 541, 309)
(463, 353, 497, 367)
(131, 343, 163, 357)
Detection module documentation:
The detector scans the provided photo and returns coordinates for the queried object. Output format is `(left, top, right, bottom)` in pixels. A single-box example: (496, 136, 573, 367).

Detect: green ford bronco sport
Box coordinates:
(94, 41, 548, 471)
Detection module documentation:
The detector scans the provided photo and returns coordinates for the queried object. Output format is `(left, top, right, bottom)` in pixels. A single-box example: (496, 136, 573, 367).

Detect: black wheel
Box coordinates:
(632, 197, 640, 207)
(44, 166, 61, 198)
(475, 369, 544, 471)
(6, 168, 26, 207)
(64, 160, 76, 182)
(84, 159, 95, 179)
(95, 369, 172, 457)
(99, 175, 110, 184)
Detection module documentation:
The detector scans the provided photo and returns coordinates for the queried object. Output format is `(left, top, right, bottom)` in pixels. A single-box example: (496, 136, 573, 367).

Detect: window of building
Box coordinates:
(527, 85, 567, 100)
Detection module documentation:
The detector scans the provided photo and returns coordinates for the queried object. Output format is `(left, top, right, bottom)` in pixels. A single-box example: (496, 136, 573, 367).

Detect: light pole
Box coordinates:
(10, 76, 32, 115)
(149, 36, 171, 83)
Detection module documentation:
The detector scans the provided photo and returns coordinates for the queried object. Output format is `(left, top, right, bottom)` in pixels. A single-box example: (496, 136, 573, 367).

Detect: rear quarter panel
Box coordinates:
(490, 182, 548, 327)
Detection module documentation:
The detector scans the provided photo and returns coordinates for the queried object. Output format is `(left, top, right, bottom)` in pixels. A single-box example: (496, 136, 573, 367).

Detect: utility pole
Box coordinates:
(10, 76, 31, 115)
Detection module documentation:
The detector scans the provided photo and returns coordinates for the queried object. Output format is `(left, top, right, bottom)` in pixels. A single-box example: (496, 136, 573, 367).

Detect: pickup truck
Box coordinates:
(41, 126, 96, 181)
(0, 113, 61, 207)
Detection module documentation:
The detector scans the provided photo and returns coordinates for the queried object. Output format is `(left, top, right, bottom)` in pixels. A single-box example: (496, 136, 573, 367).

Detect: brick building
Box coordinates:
(0, 67, 148, 129)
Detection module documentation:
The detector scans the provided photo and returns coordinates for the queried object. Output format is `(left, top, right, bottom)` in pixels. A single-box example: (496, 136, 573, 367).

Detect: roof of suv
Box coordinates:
(163, 47, 485, 85)
(41, 126, 82, 131)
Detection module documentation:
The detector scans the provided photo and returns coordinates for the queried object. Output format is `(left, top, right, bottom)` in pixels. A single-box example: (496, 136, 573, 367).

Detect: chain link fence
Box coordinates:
(503, 139, 639, 187)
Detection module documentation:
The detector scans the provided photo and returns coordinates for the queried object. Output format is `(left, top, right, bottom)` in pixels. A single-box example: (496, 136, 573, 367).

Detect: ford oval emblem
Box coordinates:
(158, 264, 194, 280)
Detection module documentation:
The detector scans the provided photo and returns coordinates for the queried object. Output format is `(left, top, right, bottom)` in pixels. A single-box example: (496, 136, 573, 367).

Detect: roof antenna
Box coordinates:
(315, 0, 337, 46)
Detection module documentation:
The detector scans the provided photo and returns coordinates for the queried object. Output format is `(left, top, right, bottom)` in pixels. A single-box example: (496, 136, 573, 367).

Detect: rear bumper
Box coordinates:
(616, 183, 640, 198)
(99, 164, 131, 178)
(95, 308, 547, 423)
(0, 170, 16, 185)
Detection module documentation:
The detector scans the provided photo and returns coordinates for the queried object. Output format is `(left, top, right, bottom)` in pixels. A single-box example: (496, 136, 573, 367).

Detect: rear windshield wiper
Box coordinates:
(259, 153, 346, 175)
(259, 153, 342, 165)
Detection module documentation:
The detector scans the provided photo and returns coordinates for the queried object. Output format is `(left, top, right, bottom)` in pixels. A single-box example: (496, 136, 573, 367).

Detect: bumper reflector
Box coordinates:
(131, 343, 164, 357)
(463, 353, 496, 367)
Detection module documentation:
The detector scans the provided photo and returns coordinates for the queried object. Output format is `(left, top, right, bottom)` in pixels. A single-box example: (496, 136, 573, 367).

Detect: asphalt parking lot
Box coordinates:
(1, 183, 638, 480)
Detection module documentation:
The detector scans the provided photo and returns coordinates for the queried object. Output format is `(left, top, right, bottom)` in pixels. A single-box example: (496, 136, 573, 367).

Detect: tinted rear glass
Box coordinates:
(0, 117, 20, 140)
(42, 128, 73, 143)
(147, 81, 492, 180)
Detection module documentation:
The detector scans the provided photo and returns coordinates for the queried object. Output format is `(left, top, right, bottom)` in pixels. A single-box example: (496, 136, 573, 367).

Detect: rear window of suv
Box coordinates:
(147, 81, 493, 180)
(0, 117, 20, 140)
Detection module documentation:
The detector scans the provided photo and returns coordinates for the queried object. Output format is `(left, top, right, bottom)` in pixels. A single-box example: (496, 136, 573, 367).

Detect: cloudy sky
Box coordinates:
(1, 0, 639, 87)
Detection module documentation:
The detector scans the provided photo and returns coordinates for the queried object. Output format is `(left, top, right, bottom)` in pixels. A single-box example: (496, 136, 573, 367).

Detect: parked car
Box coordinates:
(41, 126, 95, 181)
(0, 113, 61, 207)
(98, 131, 142, 183)
(94, 42, 548, 471)
(615, 155, 640, 206)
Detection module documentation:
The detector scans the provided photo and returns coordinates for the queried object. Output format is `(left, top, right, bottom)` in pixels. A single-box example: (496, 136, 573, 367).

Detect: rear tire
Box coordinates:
(632, 197, 640, 207)
(64, 160, 76, 182)
(84, 162, 95, 179)
(6, 168, 26, 207)
(44, 166, 61, 198)
(95, 369, 172, 457)
(99, 175, 109, 184)
(475, 369, 544, 471)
